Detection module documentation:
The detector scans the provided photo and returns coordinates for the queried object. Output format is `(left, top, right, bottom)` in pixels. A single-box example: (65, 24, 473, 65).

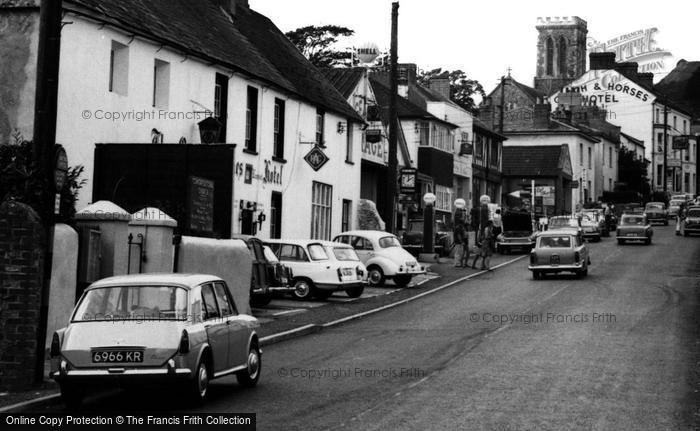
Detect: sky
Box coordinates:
(250, 0, 698, 94)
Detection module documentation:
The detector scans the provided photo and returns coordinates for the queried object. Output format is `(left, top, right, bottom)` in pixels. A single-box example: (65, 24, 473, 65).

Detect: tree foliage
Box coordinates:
(617, 146, 651, 197)
(285, 25, 355, 68)
(1, 131, 85, 222)
(417, 68, 485, 112)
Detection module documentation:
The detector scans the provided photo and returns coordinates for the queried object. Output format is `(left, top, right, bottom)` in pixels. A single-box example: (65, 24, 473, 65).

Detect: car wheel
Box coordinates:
(684, 231, 689, 237)
(617, 239, 624, 245)
(292, 279, 313, 300)
(188, 358, 210, 403)
(367, 266, 385, 287)
(250, 293, 272, 308)
(60, 384, 84, 409)
(665, 220, 669, 226)
(645, 238, 651, 245)
(532, 270, 541, 280)
(236, 343, 261, 388)
(393, 274, 412, 288)
(346, 285, 364, 298)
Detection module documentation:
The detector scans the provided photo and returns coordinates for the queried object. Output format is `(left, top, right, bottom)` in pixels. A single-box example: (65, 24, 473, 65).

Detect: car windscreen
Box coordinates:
(549, 218, 577, 228)
(332, 247, 360, 261)
(670, 200, 684, 206)
(621, 216, 645, 225)
(687, 209, 700, 218)
(307, 244, 329, 260)
(539, 236, 571, 248)
(645, 203, 664, 210)
(72, 285, 188, 321)
(379, 236, 401, 248)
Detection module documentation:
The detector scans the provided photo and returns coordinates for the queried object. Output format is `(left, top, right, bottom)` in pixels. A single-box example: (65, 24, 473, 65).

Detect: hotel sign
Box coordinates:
(362, 130, 387, 165)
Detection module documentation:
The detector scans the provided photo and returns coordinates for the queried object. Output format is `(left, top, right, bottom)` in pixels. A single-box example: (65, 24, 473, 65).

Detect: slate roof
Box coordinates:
(320, 68, 366, 99)
(502, 145, 569, 178)
(485, 76, 547, 103)
(368, 77, 457, 127)
(61, 0, 362, 122)
(655, 60, 700, 119)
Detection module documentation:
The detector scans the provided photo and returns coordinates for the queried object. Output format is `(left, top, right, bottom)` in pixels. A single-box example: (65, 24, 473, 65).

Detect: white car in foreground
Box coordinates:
(265, 239, 366, 300)
(333, 230, 426, 287)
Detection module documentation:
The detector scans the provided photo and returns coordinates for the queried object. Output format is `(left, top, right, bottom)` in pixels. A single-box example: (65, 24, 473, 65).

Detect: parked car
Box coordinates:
(333, 230, 426, 287)
(682, 206, 700, 236)
(495, 211, 535, 254)
(643, 202, 669, 225)
(582, 208, 609, 236)
(265, 239, 365, 300)
(320, 242, 367, 298)
(668, 199, 685, 218)
(579, 214, 602, 242)
(401, 219, 452, 257)
(616, 214, 653, 245)
(528, 229, 590, 279)
(50, 274, 261, 407)
(232, 235, 294, 307)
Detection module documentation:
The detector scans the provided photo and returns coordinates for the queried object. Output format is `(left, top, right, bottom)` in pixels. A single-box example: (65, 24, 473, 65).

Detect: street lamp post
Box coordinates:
(423, 193, 436, 254)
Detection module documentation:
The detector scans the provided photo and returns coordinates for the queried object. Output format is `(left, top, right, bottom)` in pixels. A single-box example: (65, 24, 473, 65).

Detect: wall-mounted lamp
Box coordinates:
(337, 121, 346, 134)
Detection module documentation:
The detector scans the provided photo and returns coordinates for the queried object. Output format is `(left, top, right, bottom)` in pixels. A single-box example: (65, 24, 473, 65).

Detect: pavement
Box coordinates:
(0, 244, 518, 412)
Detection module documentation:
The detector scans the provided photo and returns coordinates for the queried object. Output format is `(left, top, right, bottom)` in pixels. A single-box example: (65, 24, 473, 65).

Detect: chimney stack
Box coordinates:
(615, 62, 639, 81)
(429, 73, 451, 101)
(218, 0, 248, 17)
(533, 100, 552, 129)
(397, 63, 416, 98)
(589, 52, 616, 70)
(479, 97, 494, 126)
(637, 72, 654, 88)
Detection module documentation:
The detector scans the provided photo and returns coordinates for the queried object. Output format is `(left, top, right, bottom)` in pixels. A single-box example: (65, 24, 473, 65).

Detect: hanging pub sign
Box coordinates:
(570, 180, 579, 189)
(672, 135, 690, 150)
(188, 175, 215, 233)
(304, 146, 329, 171)
(399, 167, 417, 194)
(53, 144, 68, 192)
(197, 116, 222, 144)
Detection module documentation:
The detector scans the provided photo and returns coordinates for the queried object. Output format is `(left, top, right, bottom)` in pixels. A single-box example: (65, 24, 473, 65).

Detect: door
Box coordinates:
(213, 281, 248, 368)
(200, 283, 230, 372)
(241, 209, 254, 235)
(270, 192, 282, 239)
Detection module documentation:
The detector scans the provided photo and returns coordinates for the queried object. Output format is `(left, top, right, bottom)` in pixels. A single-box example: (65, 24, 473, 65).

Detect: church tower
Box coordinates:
(534, 16, 588, 96)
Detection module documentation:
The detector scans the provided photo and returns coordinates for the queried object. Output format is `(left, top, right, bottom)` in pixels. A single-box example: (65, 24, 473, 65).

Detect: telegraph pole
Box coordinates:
(663, 102, 668, 193)
(33, 0, 63, 383)
(386, 2, 399, 234)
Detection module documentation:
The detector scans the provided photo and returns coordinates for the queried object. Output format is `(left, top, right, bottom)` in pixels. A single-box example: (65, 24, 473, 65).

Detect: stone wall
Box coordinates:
(0, 200, 45, 391)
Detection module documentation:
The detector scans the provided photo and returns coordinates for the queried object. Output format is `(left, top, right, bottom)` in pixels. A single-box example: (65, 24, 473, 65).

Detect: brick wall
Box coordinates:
(0, 200, 45, 391)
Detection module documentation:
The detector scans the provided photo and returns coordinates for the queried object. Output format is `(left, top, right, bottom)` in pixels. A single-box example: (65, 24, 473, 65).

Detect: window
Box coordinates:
(419, 121, 430, 146)
(270, 192, 282, 239)
(311, 181, 332, 240)
(307, 244, 329, 261)
(558, 36, 567, 77)
(213, 282, 235, 316)
(673, 116, 677, 130)
(316, 109, 325, 147)
(685, 173, 690, 192)
(545, 37, 554, 75)
(341, 199, 351, 232)
(656, 108, 660, 123)
(152, 59, 170, 109)
(490, 140, 499, 167)
(579, 143, 583, 166)
(429, 124, 455, 152)
(214, 73, 228, 142)
(273, 98, 285, 158)
(683, 120, 687, 134)
(587, 147, 592, 169)
(609, 147, 613, 168)
(245, 86, 259, 152)
(109, 41, 129, 95)
(200, 284, 220, 320)
(435, 185, 453, 212)
(345, 122, 353, 162)
(609, 178, 612, 190)
(657, 164, 663, 186)
(351, 236, 373, 250)
(657, 133, 663, 147)
(278, 244, 308, 261)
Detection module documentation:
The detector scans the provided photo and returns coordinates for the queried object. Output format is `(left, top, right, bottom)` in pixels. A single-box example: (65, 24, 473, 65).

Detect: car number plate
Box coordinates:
(92, 350, 143, 363)
(626, 233, 635, 236)
(550, 255, 560, 264)
(342, 268, 354, 276)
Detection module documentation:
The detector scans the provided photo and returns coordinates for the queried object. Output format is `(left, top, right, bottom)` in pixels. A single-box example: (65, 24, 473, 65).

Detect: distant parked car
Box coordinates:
(682, 206, 700, 236)
(616, 214, 653, 245)
(547, 216, 583, 241)
(582, 208, 609, 236)
(50, 274, 261, 407)
(643, 202, 668, 225)
(668, 199, 685, 218)
(232, 235, 294, 307)
(333, 230, 426, 287)
(320, 242, 367, 298)
(401, 219, 452, 257)
(579, 214, 602, 242)
(265, 239, 365, 300)
(495, 211, 535, 254)
(528, 230, 590, 279)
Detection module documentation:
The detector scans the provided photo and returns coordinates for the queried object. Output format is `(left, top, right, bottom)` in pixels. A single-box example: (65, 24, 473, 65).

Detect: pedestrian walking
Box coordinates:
(472, 220, 495, 271)
(676, 202, 686, 235)
(453, 222, 466, 267)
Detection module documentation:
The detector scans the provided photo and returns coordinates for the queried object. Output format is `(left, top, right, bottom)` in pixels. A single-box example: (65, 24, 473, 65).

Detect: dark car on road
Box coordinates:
(682, 206, 700, 236)
(401, 219, 452, 257)
(232, 235, 294, 307)
(644, 202, 668, 225)
(616, 214, 653, 245)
